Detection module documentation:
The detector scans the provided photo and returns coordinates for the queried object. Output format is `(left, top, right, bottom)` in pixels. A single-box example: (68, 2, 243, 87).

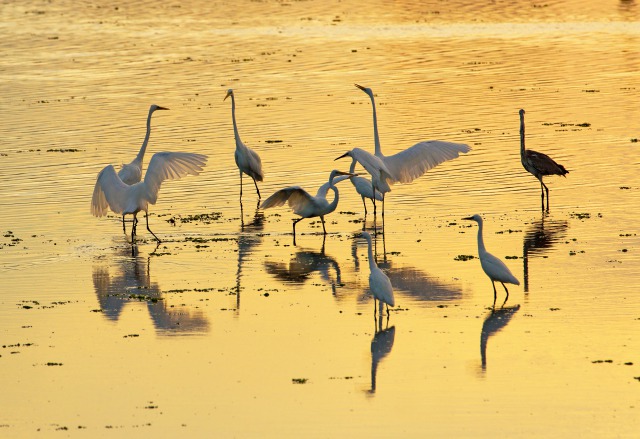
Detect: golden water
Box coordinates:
(1, 0, 639, 437)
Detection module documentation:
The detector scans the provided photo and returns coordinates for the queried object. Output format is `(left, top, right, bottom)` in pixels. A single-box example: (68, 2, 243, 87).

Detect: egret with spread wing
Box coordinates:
(92, 152, 208, 243)
(260, 169, 355, 241)
(361, 231, 395, 317)
(354, 83, 471, 215)
(519, 109, 569, 211)
(225, 89, 264, 200)
(463, 214, 520, 307)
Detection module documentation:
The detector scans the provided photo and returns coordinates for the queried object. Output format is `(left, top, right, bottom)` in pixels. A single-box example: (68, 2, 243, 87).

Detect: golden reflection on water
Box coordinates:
(1, 0, 639, 437)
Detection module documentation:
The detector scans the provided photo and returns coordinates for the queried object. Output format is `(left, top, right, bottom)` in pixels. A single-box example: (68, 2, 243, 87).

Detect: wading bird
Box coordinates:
(354, 83, 471, 215)
(345, 155, 383, 215)
(360, 231, 395, 316)
(260, 169, 355, 242)
(91, 152, 208, 243)
(519, 109, 569, 211)
(335, 148, 393, 216)
(463, 214, 520, 307)
(225, 89, 264, 200)
(111, 104, 169, 229)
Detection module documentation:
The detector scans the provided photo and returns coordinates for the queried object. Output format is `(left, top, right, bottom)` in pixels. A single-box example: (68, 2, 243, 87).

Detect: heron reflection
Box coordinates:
(523, 214, 568, 292)
(264, 240, 342, 293)
(352, 231, 462, 303)
(367, 315, 395, 395)
(480, 304, 520, 372)
(235, 201, 265, 314)
(92, 245, 209, 334)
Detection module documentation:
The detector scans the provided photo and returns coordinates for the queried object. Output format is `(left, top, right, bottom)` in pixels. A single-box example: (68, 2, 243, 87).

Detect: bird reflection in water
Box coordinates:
(523, 214, 568, 292)
(367, 315, 395, 395)
(234, 200, 264, 314)
(92, 246, 209, 334)
(352, 230, 463, 303)
(479, 304, 520, 373)
(264, 240, 342, 294)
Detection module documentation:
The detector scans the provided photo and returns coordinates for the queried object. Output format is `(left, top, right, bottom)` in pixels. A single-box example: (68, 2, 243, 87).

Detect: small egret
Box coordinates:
(361, 231, 395, 316)
(463, 214, 520, 306)
(99, 104, 169, 230)
(91, 152, 208, 243)
(224, 89, 264, 200)
(335, 148, 393, 215)
(519, 109, 569, 211)
(260, 169, 355, 240)
(355, 83, 471, 215)
(344, 155, 383, 215)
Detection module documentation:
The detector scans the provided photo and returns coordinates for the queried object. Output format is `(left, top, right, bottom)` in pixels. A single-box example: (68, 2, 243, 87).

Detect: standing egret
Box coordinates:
(260, 169, 355, 242)
(335, 148, 393, 216)
(519, 109, 569, 211)
(354, 83, 471, 215)
(224, 89, 264, 200)
(361, 231, 395, 316)
(463, 214, 520, 307)
(344, 155, 383, 215)
(97, 104, 169, 230)
(91, 152, 208, 243)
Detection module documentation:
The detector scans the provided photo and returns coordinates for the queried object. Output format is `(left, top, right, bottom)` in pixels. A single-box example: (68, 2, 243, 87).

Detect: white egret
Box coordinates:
(361, 231, 395, 316)
(260, 169, 355, 240)
(463, 214, 520, 306)
(519, 109, 569, 211)
(344, 155, 383, 214)
(354, 83, 471, 215)
(91, 152, 208, 243)
(97, 104, 169, 230)
(224, 89, 264, 200)
(335, 148, 393, 215)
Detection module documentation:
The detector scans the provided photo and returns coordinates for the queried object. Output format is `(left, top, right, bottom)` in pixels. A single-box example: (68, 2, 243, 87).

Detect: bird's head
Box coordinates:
(329, 169, 358, 181)
(354, 83, 373, 96)
(224, 89, 234, 101)
(519, 108, 525, 117)
(150, 104, 169, 112)
(463, 214, 482, 223)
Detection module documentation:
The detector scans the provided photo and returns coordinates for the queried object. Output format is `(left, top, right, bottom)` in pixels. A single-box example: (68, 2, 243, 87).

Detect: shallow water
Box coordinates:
(1, 0, 639, 437)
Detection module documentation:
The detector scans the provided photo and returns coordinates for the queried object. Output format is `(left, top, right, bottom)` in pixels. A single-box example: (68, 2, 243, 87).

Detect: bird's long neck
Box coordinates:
(349, 158, 357, 174)
(366, 236, 377, 272)
(519, 112, 526, 157)
(368, 93, 383, 157)
(136, 108, 154, 164)
(327, 181, 340, 213)
(230, 94, 242, 148)
(476, 220, 488, 255)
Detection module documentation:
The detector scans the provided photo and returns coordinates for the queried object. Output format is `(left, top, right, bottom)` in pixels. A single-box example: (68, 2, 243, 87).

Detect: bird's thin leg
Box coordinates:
(371, 182, 377, 216)
(491, 281, 498, 308)
(122, 215, 126, 234)
(381, 195, 385, 218)
(239, 171, 243, 199)
(538, 178, 545, 211)
(542, 180, 550, 211)
(362, 197, 367, 215)
(501, 282, 510, 306)
(146, 212, 161, 243)
(386, 303, 390, 318)
(293, 218, 302, 245)
(373, 298, 377, 318)
(321, 216, 326, 234)
(252, 177, 261, 199)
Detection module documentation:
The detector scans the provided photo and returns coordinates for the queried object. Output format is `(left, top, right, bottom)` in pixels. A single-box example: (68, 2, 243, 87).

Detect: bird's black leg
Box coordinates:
(542, 180, 550, 211)
(321, 216, 326, 234)
(146, 212, 161, 243)
(252, 177, 261, 199)
(373, 298, 377, 318)
(371, 181, 377, 216)
(382, 196, 385, 218)
(491, 281, 498, 308)
(122, 215, 126, 234)
(362, 197, 367, 215)
(501, 282, 510, 307)
(293, 218, 302, 245)
(239, 171, 243, 199)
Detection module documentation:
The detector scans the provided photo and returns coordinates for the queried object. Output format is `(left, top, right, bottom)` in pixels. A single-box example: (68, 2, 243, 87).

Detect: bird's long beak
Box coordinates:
(157, 106, 169, 111)
(462, 216, 474, 221)
(354, 83, 366, 91)
(336, 171, 358, 177)
(224, 91, 232, 101)
(334, 152, 349, 161)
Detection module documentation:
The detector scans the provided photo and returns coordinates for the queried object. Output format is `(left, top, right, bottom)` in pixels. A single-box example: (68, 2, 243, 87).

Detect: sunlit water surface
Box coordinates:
(1, 0, 639, 437)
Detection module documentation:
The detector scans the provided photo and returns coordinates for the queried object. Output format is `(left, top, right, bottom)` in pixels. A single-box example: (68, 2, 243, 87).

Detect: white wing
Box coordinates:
(144, 152, 208, 204)
(261, 186, 320, 217)
(480, 251, 520, 285)
(92, 165, 130, 216)
(370, 267, 395, 307)
(118, 162, 142, 185)
(348, 148, 394, 193)
(350, 175, 383, 201)
(236, 144, 264, 182)
(383, 140, 471, 184)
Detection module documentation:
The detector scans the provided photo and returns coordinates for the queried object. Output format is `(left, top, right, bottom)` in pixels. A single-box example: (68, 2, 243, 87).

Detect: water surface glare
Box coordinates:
(1, 0, 639, 437)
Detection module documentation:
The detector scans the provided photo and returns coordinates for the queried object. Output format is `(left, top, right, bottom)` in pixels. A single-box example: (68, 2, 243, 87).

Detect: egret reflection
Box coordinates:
(92, 246, 209, 334)
(352, 231, 463, 303)
(480, 304, 520, 373)
(235, 201, 264, 313)
(264, 241, 342, 293)
(367, 316, 395, 395)
(523, 214, 568, 292)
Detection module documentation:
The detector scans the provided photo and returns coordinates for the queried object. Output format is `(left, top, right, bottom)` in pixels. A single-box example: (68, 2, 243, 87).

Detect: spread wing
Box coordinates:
(384, 140, 471, 184)
(91, 165, 129, 216)
(261, 186, 318, 216)
(143, 152, 208, 204)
